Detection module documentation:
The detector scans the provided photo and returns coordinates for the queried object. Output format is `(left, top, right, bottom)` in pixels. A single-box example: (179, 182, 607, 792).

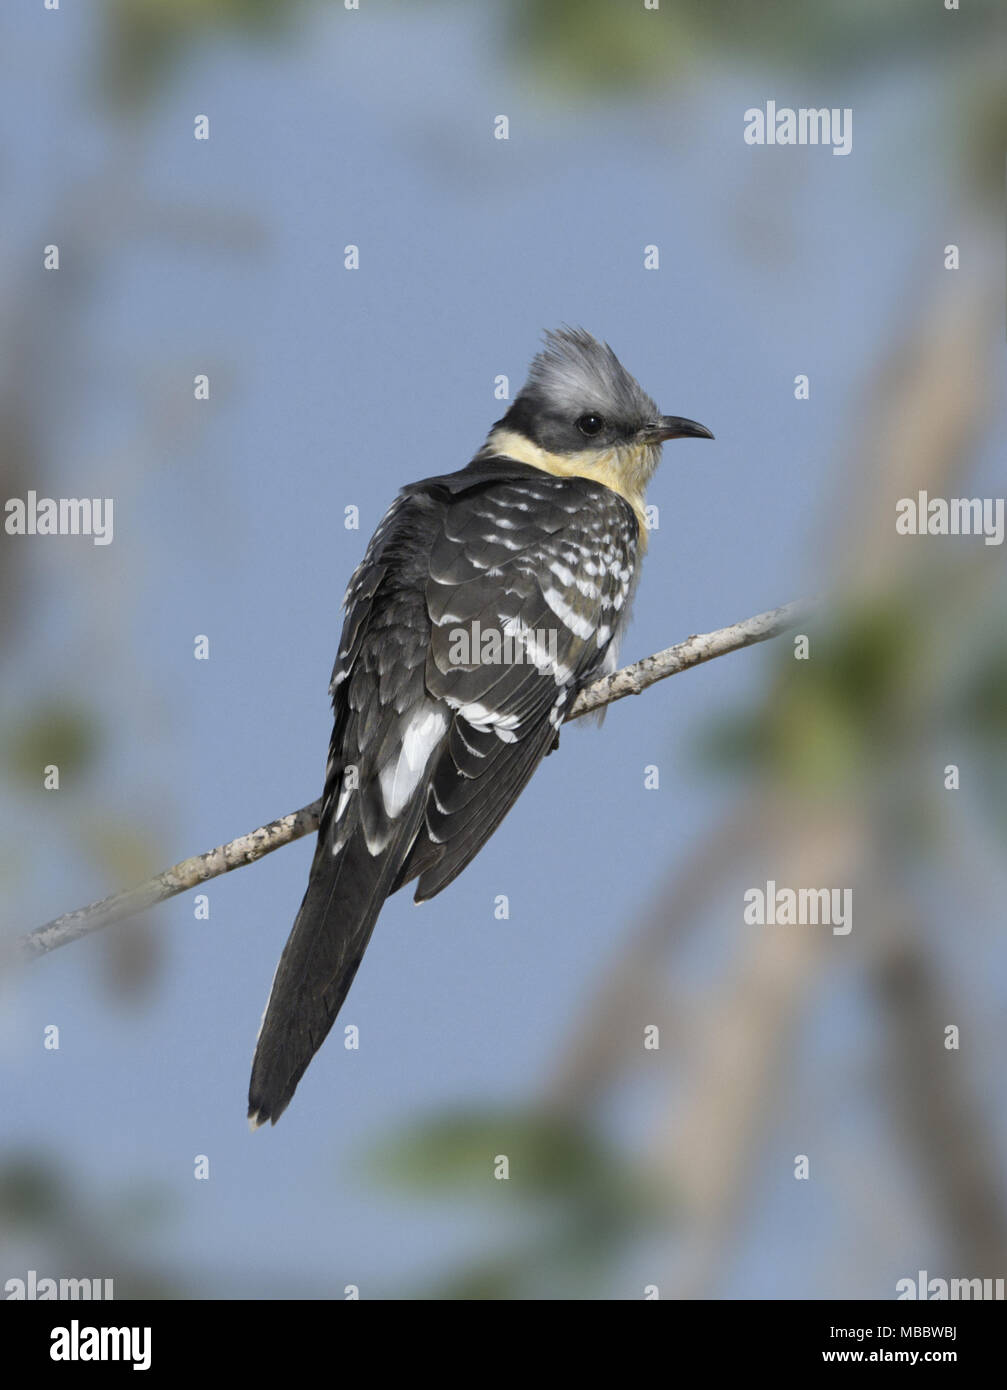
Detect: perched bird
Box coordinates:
(249, 327, 712, 1127)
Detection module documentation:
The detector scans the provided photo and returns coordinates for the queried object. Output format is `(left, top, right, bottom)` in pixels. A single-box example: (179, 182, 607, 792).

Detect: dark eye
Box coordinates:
(576, 413, 605, 437)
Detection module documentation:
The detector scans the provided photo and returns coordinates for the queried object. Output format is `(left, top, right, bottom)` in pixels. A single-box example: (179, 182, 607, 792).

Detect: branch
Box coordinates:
(14, 598, 814, 962)
(566, 598, 810, 716)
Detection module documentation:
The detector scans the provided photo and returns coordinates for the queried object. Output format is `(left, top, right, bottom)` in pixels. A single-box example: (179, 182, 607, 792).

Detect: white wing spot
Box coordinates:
(379, 703, 448, 818)
(543, 586, 594, 640)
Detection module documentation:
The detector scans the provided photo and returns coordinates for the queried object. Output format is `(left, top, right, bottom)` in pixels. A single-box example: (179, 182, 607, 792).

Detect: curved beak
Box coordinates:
(641, 415, 714, 444)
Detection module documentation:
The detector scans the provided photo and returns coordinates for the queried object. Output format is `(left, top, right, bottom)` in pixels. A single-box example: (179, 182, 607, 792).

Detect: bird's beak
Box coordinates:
(641, 415, 715, 444)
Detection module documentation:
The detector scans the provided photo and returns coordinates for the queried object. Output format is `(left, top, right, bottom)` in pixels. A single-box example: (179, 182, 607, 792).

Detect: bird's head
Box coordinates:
(482, 327, 712, 532)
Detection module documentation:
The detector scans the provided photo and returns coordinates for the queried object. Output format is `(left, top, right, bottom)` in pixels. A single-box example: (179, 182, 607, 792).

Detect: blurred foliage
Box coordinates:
(101, 0, 308, 108)
(702, 600, 921, 793)
(75, 824, 165, 1001)
(965, 640, 1007, 739)
(74, 822, 162, 1000)
(507, 0, 1006, 194)
(3, 702, 100, 789)
(957, 615, 1007, 837)
(957, 59, 1007, 203)
(662, 0, 1001, 69)
(78, 820, 161, 888)
(0, 1154, 61, 1230)
(2, 701, 163, 997)
(99, 0, 1007, 115)
(509, 0, 702, 95)
(364, 1107, 664, 1297)
(0, 1152, 183, 1298)
(368, 1107, 615, 1197)
(700, 563, 1007, 826)
(96, 916, 163, 1001)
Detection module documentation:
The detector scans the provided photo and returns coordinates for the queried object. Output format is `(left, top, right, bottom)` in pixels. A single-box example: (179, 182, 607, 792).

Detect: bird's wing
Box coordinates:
(249, 491, 440, 1125)
(393, 468, 639, 899)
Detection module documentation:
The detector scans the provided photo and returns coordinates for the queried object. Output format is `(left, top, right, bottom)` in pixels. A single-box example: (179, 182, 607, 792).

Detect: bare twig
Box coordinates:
(13, 598, 814, 961)
(568, 599, 811, 716)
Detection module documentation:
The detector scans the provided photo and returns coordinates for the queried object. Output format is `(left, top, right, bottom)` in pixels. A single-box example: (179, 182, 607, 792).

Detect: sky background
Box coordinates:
(2, 1, 1005, 1299)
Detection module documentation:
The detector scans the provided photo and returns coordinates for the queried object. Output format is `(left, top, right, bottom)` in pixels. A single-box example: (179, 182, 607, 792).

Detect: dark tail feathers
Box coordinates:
(248, 827, 405, 1128)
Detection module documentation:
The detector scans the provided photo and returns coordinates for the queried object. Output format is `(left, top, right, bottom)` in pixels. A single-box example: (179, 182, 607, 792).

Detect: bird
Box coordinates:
(248, 327, 712, 1127)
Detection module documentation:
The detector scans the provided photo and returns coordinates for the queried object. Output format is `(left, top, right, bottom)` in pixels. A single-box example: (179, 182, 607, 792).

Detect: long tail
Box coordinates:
(248, 827, 407, 1128)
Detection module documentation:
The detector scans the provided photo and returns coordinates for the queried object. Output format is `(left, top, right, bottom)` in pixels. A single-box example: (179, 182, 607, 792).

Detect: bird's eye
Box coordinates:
(576, 413, 605, 437)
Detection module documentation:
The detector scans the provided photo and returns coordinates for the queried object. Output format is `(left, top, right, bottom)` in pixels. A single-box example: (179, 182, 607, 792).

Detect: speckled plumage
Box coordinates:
(248, 330, 710, 1126)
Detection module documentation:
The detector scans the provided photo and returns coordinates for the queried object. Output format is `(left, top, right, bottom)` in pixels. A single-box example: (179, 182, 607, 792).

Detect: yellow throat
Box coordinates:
(482, 427, 659, 549)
